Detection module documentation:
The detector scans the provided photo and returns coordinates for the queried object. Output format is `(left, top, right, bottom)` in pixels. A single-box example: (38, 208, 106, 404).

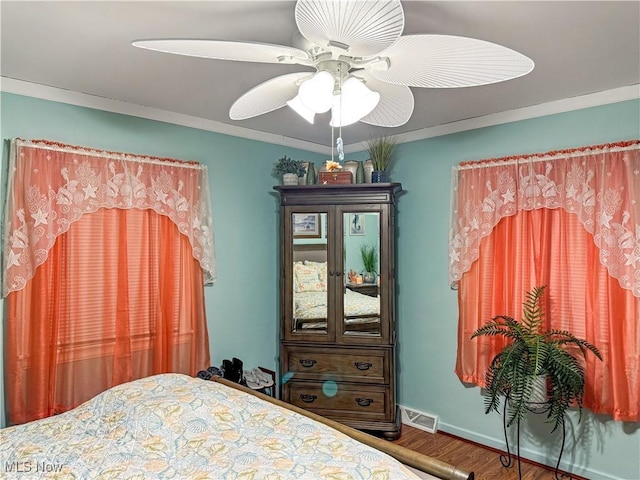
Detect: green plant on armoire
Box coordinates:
(366, 136, 397, 183)
(273, 155, 306, 185)
(360, 244, 377, 284)
(471, 286, 602, 479)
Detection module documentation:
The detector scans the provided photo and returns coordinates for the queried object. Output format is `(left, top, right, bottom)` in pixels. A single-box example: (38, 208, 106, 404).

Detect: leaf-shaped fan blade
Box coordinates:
(369, 35, 534, 88)
(358, 75, 414, 127)
(132, 39, 310, 64)
(295, 0, 404, 57)
(230, 72, 312, 120)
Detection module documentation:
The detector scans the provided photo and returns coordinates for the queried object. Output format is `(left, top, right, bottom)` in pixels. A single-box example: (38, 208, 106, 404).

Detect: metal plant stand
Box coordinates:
(499, 401, 572, 480)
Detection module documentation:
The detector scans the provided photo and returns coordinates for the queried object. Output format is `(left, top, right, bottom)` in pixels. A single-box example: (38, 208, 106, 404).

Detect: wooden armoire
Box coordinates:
(275, 183, 402, 438)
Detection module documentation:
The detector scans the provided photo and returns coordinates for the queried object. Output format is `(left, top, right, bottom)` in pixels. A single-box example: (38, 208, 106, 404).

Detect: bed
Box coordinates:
(294, 288, 380, 332)
(0, 374, 473, 479)
(293, 251, 381, 333)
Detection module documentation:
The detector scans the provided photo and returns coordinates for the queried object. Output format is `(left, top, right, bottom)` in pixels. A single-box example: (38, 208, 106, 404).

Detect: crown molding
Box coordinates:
(0, 77, 331, 155)
(2, 77, 637, 155)
(344, 84, 640, 153)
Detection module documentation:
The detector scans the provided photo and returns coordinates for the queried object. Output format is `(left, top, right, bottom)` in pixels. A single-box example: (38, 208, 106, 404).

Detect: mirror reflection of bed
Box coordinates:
(292, 243, 381, 336)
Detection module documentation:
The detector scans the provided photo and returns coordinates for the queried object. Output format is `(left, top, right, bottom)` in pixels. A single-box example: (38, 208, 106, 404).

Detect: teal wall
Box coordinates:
(344, 213, 379, 275)
(389, 99, 640, 480)
(1, 91, 639, 479)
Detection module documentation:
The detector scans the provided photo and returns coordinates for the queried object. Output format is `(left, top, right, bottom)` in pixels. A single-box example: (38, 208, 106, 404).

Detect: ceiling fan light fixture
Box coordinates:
(330, 98, 358, 127)
(330, 77, 380, 127)
(341, 76, 373, 98)
(286, 95, 315, 123)
(298, 70, 335, 113)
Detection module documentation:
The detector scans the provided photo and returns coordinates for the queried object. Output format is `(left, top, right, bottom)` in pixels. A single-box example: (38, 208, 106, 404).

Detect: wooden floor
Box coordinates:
(392, 425, 586, 480)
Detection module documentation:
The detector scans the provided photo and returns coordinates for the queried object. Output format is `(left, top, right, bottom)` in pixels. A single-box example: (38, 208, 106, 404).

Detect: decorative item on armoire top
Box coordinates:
(355, 161, 365, 184)
(305, 162, 317, 185)
(363, 160, 374, 183)
(273, 155, 306, 185)
(367, 136, 398, 183)
(471, 286, 602, 480)
(371, 170, 386, 183)
(325, 160, 342, 172)
(319, 160, 352, 184)
(342, 160, 358, 181)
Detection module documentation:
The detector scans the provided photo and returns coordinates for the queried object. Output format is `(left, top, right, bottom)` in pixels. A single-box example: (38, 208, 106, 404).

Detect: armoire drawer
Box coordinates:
(283, 345, 390, 384)
(284, 381, 391, 421)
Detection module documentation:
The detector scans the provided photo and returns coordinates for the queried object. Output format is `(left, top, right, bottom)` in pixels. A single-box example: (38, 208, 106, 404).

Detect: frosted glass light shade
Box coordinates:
(330, 77, 380, 127)
(358, 73, 414, 127)
(286, 95, 315, 123)
(298, 71, 334, 113)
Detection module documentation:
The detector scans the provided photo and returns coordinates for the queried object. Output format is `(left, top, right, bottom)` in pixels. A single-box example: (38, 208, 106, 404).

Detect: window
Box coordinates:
(4, 139, 215, 424)
(450, 141, 639, 422)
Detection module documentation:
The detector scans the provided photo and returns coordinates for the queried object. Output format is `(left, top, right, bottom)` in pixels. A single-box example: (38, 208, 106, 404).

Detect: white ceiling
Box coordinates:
(1, 1, 639, 152)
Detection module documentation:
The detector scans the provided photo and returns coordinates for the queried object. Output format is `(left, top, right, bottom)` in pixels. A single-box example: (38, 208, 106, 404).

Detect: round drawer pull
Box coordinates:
(300, 394, 317, 403)
(356, 397, 373, 407)
(299, 359, 317, 368)
(354, 361, 373, 370)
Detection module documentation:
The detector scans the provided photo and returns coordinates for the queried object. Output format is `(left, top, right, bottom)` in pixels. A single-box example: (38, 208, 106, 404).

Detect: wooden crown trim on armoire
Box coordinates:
(274, 183, 403, 439)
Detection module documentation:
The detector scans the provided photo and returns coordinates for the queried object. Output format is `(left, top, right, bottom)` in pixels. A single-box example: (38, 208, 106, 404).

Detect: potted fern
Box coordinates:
(360, 244, 377, 284)
(367, 136, 397, 183)
(471, 286, 602, 478)
(471, 286, 602, 477)
(472, 286, 602, 429)
(273, 155, 306, 185)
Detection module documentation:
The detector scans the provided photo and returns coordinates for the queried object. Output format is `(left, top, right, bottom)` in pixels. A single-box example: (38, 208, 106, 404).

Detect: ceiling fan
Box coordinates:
(133, 0, 534, 129)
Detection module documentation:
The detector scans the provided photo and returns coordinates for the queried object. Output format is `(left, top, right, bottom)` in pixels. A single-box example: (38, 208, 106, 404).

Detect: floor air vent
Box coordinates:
(400, 405, 439, 434)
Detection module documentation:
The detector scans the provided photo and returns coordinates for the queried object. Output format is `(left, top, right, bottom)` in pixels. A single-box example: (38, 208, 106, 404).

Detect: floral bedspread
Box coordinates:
(294, 289, 379, 320)
(1, 373, 422, 479)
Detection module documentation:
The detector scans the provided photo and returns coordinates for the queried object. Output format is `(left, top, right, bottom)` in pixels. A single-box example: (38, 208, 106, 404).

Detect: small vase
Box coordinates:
(355, 161, 365, 184)
(363, 272, 376, 284)
(342, 160, 358, 181)
(306, 162, 316, 185)
(371, 170, 387, 183)
(364, 160, 374, 183)
(282, 173, 298, 185)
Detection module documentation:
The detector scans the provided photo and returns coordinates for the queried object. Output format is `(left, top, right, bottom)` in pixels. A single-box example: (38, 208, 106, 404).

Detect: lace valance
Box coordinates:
(449, 140, 640, 297)
(3, 139, 216, 295)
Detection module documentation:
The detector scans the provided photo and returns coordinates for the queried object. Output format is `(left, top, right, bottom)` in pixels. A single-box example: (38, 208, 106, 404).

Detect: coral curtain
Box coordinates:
(450, 141, 639, 422)
(3, 139, 214, 424)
